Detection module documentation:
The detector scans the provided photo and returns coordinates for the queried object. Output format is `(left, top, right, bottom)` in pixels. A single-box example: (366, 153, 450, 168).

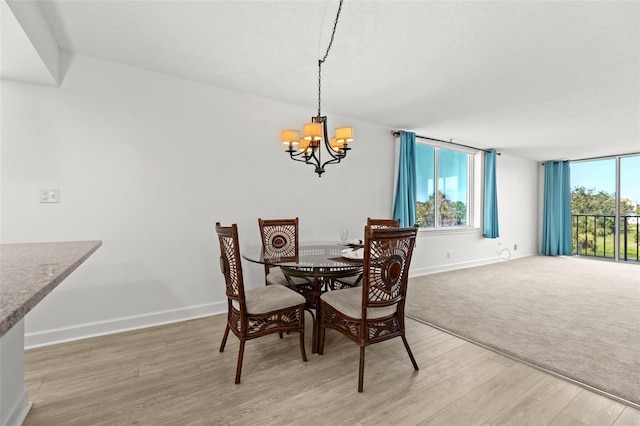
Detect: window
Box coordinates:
(415, 143, 476, 229)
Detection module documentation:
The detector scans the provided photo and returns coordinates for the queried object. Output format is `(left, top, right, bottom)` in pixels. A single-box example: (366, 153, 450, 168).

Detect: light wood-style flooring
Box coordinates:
(23, 314, 639, 425)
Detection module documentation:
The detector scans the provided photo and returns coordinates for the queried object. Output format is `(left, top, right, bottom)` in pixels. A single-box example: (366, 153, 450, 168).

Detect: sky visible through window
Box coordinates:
(415, 145, 468, 203)
(570, 155, 640, 206)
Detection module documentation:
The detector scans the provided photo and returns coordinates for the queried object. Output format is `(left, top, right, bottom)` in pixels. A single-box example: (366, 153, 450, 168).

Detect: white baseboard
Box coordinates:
(25, 253, 539, 348)
(0, 388, 31, 426)
(409, 256, 502, 277)
(25, 302, 227, 349)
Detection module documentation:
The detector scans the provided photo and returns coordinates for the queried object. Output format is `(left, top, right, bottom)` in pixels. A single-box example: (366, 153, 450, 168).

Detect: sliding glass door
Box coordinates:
(620, 156, 640, 261)
(570, 155, 639, 262)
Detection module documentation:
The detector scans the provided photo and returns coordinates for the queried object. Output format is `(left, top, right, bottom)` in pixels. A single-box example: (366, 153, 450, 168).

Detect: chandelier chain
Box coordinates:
(318, 0, 345, 117)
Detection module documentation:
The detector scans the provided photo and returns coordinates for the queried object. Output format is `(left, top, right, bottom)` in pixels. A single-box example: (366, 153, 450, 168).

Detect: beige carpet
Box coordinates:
(406, 255, 640, 407)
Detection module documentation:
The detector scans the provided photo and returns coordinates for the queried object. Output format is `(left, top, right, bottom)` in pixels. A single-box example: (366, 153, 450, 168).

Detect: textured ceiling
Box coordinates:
(31, 1, 640, 161)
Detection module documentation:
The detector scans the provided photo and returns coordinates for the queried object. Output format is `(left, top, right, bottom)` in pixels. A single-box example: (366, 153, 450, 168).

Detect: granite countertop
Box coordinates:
(0, 240, 102, 337)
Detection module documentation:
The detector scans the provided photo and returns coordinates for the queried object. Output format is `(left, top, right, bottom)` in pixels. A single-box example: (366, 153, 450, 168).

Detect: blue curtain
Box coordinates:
(541, 160, 573, 255)
(393, 131, 417, 227)
(483, 149, 499, 238)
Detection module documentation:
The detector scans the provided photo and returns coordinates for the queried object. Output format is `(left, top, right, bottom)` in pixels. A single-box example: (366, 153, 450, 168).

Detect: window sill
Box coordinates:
(417, 227, 481, 236)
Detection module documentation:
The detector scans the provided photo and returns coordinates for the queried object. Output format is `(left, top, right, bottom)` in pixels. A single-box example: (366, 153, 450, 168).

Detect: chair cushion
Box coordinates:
(233, 285, 306, 314)
(321, 287, 397, 319)
(267, 267, 310, 287)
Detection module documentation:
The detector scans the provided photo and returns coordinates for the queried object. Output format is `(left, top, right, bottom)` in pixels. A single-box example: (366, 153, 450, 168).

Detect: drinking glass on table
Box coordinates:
(340, 229, 349, 245)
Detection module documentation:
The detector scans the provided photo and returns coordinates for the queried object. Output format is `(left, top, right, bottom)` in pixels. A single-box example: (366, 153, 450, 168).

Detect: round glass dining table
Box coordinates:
(242, 243, 363, 353)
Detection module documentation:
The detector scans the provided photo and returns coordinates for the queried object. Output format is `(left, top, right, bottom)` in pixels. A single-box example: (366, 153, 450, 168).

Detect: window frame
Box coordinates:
(414, 139, 481, 233)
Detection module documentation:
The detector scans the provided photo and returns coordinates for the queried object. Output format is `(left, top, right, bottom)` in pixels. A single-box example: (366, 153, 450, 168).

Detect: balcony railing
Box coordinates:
(572, 214, 639, 261)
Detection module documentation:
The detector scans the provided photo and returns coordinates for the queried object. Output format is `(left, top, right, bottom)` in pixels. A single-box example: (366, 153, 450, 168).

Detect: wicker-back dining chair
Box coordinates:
(258, 218, 311, 290)
(216, 222, 307, 384)
(367, 217, 401, 229)
(319, 224, 419, 392)
(333, 218, 401, 289)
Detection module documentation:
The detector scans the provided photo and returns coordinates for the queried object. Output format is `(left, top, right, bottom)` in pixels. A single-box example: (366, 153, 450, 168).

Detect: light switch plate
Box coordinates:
(40, 188, 60, 203)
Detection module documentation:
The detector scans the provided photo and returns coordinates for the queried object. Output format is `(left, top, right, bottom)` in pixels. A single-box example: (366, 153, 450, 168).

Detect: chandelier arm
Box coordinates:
(321, 156, 343, 170)
(321, 117, 342, 162)
(304, 148, 324, 175)
(288, 152, 312, 164)
(287, 145, 318, 165)
(307, 148, 321, 166)
(322, 140, 343, 162)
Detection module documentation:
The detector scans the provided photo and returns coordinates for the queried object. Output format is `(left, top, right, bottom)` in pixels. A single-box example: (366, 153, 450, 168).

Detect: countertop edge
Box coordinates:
(0, 240, 103, 337)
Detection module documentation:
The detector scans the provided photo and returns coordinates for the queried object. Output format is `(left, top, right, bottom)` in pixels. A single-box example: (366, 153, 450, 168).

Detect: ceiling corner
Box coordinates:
(1, 0, 60, 87)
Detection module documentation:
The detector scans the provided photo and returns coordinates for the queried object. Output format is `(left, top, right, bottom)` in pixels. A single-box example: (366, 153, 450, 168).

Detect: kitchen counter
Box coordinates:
(0, 240, 102, 336)
(0, 240, 102, 426)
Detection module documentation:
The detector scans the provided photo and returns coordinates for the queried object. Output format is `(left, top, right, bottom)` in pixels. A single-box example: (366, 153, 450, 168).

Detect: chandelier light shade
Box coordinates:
(281, 130, 300, 146)
(303, 123, 323, 143)
(335, 126, 354, 144)
(280, 0, 354, 177)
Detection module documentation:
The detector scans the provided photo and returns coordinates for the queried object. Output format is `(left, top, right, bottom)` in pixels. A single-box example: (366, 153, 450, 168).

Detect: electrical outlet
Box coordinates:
(446, 251, 451, 259)
(40, 188, 60, 203)
(513, 244, 518, 251)
(43, 264, 59, 276)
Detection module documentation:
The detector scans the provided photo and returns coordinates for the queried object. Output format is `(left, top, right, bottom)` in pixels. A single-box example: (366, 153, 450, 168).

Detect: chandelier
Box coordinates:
(280, 0, 354, 177)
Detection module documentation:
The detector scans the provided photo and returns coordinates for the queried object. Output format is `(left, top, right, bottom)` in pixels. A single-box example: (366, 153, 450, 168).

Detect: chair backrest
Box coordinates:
(258, 218, 299, 262)
(361, 225, 418, 313)
(367, 218, 400, 229)
(215, 222, 246, 309)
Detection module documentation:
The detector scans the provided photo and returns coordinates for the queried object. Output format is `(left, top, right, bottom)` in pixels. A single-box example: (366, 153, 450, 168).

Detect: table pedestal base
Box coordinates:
(283, 267, 362, 354)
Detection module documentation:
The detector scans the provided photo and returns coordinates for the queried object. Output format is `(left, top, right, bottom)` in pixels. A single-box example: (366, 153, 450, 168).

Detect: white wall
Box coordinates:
(1, 52, 539, 347)
(497, 153, 540, 258)
(410, 153, 539, 275)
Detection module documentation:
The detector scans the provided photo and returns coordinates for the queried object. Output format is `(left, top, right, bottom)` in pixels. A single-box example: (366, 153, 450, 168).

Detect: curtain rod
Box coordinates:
(539, 152, 640, 165)
(390, 130, 499, 155)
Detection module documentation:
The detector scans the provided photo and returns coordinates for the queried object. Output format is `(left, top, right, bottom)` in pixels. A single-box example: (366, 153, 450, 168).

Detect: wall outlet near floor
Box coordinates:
(513, 244, 518, 251)
(446, 251, 451, 259)
(40, 188, 60, 203)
